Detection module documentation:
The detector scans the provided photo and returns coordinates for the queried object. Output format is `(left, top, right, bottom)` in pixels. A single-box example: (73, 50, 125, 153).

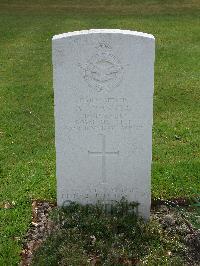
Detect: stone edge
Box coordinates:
(52, 29, 155, 41)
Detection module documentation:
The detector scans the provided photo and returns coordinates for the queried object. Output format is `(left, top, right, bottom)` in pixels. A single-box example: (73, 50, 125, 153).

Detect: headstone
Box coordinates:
(52, 29, 155, 219)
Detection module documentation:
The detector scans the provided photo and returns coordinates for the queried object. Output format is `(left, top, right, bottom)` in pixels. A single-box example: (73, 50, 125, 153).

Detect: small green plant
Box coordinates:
(190, 188, 200, 207)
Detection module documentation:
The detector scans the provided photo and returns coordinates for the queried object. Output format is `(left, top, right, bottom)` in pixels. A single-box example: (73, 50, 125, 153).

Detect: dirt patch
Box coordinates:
(20, 201, 55, 266)
(151, 204, 200, 265)
(20, 200, 200, 265)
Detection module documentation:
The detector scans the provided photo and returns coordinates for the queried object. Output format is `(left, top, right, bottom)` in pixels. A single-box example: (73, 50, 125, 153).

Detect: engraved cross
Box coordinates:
(88, 134, 119, 184)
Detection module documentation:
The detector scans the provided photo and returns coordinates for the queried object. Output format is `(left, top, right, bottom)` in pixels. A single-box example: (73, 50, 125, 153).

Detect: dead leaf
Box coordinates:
(4, 202, 13, 209)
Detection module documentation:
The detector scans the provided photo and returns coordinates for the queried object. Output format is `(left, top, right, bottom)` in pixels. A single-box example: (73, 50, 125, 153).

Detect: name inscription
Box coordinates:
(72, 97, 139, 132)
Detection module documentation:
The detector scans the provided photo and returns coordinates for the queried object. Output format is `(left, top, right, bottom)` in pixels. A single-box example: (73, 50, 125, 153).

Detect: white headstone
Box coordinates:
(52, 29, 155, 219)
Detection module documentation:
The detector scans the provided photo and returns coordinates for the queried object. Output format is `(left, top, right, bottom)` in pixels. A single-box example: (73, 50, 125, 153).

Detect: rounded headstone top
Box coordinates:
(52, 29, 155, 41)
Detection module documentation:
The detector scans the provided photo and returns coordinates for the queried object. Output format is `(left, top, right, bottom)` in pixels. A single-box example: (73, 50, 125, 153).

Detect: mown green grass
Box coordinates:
(0, 0, 200, 264)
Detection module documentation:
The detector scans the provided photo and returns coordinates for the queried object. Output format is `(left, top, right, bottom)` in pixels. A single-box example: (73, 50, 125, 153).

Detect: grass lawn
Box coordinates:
(0, 0, 200, 264)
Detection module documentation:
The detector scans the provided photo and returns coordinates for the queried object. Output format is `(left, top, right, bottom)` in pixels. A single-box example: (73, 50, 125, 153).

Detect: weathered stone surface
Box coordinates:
(52, 29, 155, 219)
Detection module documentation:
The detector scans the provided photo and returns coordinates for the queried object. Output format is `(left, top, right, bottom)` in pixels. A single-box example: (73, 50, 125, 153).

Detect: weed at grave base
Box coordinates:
(31, 200, 186, 265)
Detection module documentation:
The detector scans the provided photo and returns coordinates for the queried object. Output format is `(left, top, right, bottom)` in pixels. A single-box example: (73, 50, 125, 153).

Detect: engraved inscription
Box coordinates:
(88, 134, 119, 184)
(82, 43, 124, 92)
(73, 97, 143, 132)
(61, 186, 135, 204)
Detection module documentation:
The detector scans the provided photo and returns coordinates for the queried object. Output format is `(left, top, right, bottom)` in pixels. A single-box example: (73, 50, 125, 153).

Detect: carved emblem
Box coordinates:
(82, 43, 124, 92)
